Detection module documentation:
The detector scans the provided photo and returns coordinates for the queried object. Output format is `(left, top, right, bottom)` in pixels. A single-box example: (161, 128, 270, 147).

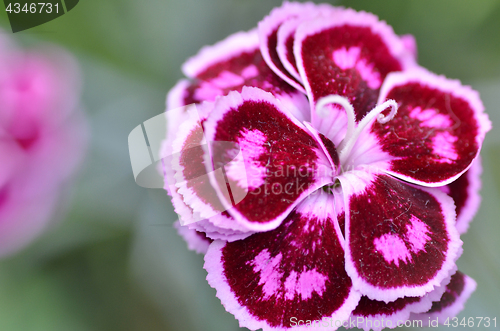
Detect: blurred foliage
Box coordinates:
(0, 1, 499, 330)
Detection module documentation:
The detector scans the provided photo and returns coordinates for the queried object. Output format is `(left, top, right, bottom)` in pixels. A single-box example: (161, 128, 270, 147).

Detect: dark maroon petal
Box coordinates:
(171, 104, 224, 219)
(303, 122, 340, 170)
(181, 29, 309, 122)
(350, 274, 450, 331)
(339, 171, 461, 302)
(294, 8, 414, 142)
(205, 193, 361, 331)
(258, 2, 322, 93)
(276, 17, 304, 83)
(161, 101, 252, 237)
(166, 102, 255, 235)
(374, 69, 491, 186)
(351, 297, 421, 331)
(440, 158, 482, 234)
(204, 87, 333, 231)
(276, 6, 342, 85)
(411, 271, 477, 325)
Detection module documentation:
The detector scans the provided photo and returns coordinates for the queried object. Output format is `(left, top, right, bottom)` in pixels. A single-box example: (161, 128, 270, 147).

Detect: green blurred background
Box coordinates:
(0, 1, 499, 330)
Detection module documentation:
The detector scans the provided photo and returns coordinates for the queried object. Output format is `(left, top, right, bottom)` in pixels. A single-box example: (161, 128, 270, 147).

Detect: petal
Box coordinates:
(339, 171, 462, 302)
(166, 102, 254, 235)
(258, 2, 312, 92)
(0, 185, 59, 257)
(303, 122, 340, 170)
(162, 81, 196, 193)
(204, 193, 361, 331)
(166, 79, 192, 110)
(350, 271, 452, 331)
(276, 6, 343, 84)
(411, 271, 477, 325)
(258, 2, 336, 92)
(441, 158, 482, 234)
(341, 126, 394, 172)
(276, 17, 305, 83)
(294, 8, 414, 140)
(181, 29, 309, 122)
(15, 110, 87, 197)
(170, 103, 225, 220)
(204, 87, 333, 231)
(164, 103, 209, 223)
(374, 68, 491, 186)
(400, 34, 417, 61)
(188, 215, 253, 242)
(174, 221, 212, 255)
(350, 297, 426, 331)
(0, 138, 23, 187)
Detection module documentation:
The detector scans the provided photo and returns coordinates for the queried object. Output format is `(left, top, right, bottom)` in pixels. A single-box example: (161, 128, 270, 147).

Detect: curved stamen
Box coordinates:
(316, 95, 355, 152)
(338, 99, 398, 165)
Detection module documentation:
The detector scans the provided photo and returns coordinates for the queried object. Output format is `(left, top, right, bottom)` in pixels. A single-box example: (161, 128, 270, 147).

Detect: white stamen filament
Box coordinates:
(316, 95, 355, 151)
(315, 95, 398, 167)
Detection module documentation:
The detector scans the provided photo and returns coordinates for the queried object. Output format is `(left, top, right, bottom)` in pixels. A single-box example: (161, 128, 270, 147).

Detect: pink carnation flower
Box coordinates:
(0, 33, 86, 256)
(164, 3, 490, 330)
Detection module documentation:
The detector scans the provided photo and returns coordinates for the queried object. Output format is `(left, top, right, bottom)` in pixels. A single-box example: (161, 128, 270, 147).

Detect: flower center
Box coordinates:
(316, 95, 398, 168)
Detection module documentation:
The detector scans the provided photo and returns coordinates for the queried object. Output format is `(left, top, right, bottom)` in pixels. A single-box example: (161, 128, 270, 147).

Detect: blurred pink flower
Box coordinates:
(0, 32, 87, 256)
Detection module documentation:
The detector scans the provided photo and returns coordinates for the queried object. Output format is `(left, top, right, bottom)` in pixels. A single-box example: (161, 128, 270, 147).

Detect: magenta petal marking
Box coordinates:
(204, 87, 333, 231)
(411, 271, 477, 325)
(339, 171, 462, 302)
(375, 69, 491, 186)
(205, 193, 361, 331)
(442, 158, 482, 234)
(294, 8, 414, 140)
